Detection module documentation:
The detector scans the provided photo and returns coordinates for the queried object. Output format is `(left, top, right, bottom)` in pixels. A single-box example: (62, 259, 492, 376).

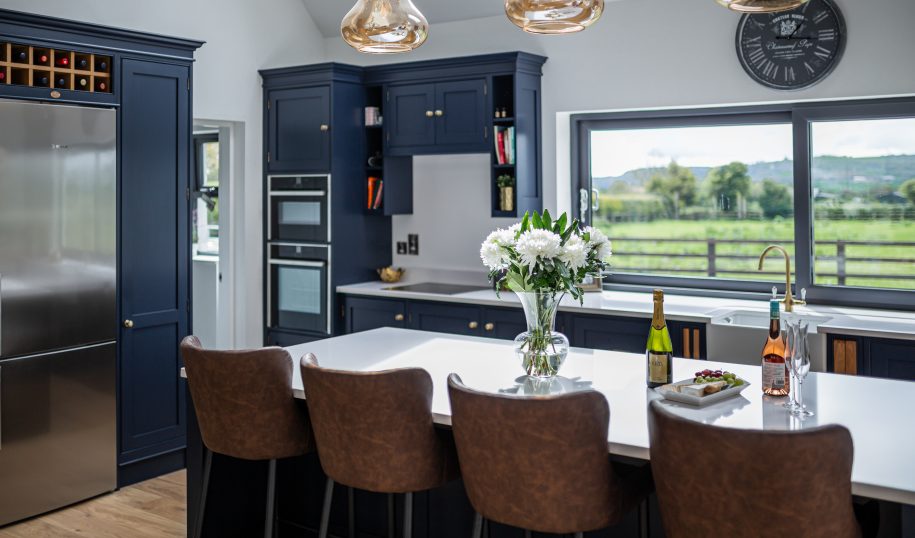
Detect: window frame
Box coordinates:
(193, 132, 219, 195)
(571, 97, 915, 311)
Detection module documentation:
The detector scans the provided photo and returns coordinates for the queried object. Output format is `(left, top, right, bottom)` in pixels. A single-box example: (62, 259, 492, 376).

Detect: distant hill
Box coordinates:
(593, 154, 915, 194)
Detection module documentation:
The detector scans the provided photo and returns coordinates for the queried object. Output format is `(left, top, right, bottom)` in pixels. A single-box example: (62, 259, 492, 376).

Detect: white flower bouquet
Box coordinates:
(480, 210, 612, 378)
(480, 210, 612, 301)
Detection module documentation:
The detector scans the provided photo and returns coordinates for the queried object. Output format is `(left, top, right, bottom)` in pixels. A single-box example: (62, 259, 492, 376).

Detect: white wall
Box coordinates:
(322, 0, 915, 269)
(3, 0, 327, 346)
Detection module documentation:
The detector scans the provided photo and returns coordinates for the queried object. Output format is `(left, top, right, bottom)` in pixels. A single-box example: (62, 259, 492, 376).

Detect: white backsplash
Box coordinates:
(391, 154, 519, 272)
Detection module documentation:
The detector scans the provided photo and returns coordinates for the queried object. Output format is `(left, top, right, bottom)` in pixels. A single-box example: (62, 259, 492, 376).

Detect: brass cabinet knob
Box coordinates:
(484, 323, 495, 332)
(320, 124, 329, 132)
(468, 321, 479, 330)
(123, 319, 134, 328)
(394, 313, 405, 322)
(425, 110, 434, 118)
(434, 109, 443, 117)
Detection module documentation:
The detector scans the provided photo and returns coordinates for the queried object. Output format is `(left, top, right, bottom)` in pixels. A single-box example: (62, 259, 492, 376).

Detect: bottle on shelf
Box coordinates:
(56, 76, 68, 88)
(57, 54, 69, 67)
(761, 299, 789, 396)
(76, 77, 89, 89)
(0, 72, 5, 82)
(37, 53, 49, 65)
(96, 58, 109, 72)
(96, 80, 108, 92)
(76, 57, 89, 69)
(37, 74, 50, 87)
(646, 289, 674, 388)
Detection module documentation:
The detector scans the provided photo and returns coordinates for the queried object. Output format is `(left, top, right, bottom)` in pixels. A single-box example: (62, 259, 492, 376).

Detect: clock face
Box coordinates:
(736, 0, 846, 90)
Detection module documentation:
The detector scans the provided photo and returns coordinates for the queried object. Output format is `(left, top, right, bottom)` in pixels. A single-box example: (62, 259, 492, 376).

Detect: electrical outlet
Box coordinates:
(408, 234, 419, 255)
(396, 241, 408, 255)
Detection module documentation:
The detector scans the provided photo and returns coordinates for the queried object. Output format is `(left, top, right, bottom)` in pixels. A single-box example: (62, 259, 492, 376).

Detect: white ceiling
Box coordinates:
(302, 0, 511, 38)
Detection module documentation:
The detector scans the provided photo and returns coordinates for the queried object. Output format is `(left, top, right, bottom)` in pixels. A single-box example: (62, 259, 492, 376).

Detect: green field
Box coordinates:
(592, 218, 915, 290)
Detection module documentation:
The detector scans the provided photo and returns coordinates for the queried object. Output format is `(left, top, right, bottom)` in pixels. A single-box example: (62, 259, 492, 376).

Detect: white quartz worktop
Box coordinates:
(337, 276, 915, 341)
(182, 328, 915, 505)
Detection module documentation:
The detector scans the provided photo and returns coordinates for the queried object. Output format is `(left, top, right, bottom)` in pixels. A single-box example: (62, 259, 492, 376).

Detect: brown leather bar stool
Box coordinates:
(648, 400, 862, 538)
(447, 374, 653, 537)
(300, 354, 460, 538)
(181, 336, 312, 538)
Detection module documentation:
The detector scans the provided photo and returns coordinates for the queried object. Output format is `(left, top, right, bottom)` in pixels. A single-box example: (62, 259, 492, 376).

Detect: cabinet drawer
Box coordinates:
(409, 301, 482, 336)
(344, 296, 407, 333)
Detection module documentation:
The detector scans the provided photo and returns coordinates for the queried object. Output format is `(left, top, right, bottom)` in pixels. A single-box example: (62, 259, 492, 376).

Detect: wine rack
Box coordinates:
(0, 42, 112, 93)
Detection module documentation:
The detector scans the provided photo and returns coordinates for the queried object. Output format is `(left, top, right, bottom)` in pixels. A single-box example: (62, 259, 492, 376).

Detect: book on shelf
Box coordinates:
(492, 126, 515, 165)
(367, 176, 379, 209)
(372, 180, 384, 210)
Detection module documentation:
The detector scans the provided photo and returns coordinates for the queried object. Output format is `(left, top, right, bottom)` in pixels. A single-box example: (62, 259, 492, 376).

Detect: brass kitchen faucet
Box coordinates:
(758, 245, 806, 313)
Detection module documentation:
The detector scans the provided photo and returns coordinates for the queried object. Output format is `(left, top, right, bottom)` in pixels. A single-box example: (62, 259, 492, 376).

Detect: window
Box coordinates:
(573, 99, 915, 309)
(193, 133, 219, 255)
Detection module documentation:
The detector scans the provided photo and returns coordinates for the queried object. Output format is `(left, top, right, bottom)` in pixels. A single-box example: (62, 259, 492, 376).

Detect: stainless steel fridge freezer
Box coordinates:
(0, 98, 117, 526)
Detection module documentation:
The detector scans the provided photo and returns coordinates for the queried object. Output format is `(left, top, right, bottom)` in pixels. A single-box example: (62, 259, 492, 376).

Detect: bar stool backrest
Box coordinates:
(300, 354, 458, 494)
(447, 374, 630, 535)
(181, 335, 312, 461)
(648, 400, 861, 538)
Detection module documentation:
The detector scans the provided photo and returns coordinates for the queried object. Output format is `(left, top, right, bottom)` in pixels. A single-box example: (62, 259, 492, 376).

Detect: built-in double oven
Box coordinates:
(267, 175, 332, 335)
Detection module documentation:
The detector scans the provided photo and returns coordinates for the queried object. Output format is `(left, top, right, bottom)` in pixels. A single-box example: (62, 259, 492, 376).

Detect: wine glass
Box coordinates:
(791, 322, 814, 417)
(782, 321, 800, 411)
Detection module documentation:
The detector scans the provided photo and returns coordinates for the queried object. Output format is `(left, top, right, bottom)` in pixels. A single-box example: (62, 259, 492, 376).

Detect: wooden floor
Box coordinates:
(0, 471, 186, 537)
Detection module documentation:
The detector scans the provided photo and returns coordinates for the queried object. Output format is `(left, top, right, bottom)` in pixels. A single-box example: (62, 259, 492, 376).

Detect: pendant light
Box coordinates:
(504, 0, 604, 34)
(715, 0, 809, 13)
(341, 0, 429, 54)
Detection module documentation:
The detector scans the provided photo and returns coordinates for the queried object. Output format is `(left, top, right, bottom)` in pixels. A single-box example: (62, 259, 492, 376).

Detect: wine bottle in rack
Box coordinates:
(77, 58, 88, 69)
(57, 55, 69, 67)
(76, 77, 89, 89)
(96, 80, 107, 92)
(56, 76, 67, 88)
(37, 75, 49, 87)
(17, 51, 27, 62)
(96, 59, 108, 71)
(0, 72, 6, 83)
(38, 53, 49, 65)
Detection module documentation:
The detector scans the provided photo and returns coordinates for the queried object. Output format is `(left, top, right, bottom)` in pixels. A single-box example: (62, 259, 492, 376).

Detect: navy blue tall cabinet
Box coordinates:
(0, 8, 202, 488)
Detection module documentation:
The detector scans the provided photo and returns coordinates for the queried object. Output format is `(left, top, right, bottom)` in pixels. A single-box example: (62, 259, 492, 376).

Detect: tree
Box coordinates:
(706, 161, 752, 213)
(758, 179, 793, 218)
(646, 160, 698, 218)
(902, 178, 915, 205)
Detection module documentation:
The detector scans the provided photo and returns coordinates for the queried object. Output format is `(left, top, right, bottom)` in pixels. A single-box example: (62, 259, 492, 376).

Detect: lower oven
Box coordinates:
(267, 243, 331, 335)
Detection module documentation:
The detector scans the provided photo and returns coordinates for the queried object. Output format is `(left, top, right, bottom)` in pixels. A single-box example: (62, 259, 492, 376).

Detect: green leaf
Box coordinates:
(555, 213, 567, 234)
(542, 209, 552, 229)
(520, 211, 530, 232)
(531, 211, 543, 229)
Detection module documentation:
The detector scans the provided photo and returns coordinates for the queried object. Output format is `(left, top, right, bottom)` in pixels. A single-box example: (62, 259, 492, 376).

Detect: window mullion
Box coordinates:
(792, 110, 813, 296)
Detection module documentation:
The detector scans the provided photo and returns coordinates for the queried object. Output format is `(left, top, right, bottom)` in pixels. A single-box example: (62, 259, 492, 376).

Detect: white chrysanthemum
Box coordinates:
(595, 240, 613, 261)
(515, 229, 562, 268)
(559, 235, 588, 270)
(583, 226, 609, 247)
(480, 241, 506, 270)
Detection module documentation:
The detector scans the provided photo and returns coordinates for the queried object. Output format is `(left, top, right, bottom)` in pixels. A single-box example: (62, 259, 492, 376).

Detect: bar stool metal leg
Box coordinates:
(403, 492, 413, 538)
(348, 486, 356, 538)
(318, 477, 334, 538)
(388, 493, 396, 538)
(471, 513, 483, 538)
(194, 448, 213, 538)
(638, 498, 649, 538)
(265, 459, 277, 538)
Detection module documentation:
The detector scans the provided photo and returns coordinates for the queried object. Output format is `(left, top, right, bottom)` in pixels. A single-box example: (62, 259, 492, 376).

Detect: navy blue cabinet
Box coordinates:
(828, 334, 915, 381)
(118, 58, 193, 485)
(482, 306, 527, 340)
(386, 83, 436, 151)
(266, 329, 322, 347)
(344, 296, 407, 333)
(386, 79, 488, 154)
(409, 301, 482, 336)
(569, 314, 648, 354)
(266, 85, 331, 172)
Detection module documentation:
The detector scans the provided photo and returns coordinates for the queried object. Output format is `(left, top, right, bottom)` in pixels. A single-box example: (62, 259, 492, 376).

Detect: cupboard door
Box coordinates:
(267, 86, 331, 172)
(481, 306, 527, 340)
(409, 302, 482, 336)
(434, 79, 488, 150)
(119, 60, 190, 466)
(386, 83, 435, 151)
(345, 297, 407, 333)
(569, 314, 647, 354)
(867, 338, 915, 381)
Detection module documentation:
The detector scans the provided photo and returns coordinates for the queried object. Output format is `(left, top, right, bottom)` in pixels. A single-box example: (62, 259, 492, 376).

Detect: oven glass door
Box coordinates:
(269, 194, 328, 243)
(269, 259, 328, 334)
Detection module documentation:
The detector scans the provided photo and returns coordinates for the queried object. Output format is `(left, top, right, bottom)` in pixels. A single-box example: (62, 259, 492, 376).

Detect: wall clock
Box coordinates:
(736, 0, 846, 90)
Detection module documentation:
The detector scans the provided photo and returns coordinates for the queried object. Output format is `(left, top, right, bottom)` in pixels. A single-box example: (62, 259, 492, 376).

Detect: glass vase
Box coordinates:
(513, 291, 570, 379)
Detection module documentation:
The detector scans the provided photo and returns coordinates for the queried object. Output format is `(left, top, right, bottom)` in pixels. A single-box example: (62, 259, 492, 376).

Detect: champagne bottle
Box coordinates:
(761, 299, 789, 396)
(646, 289, 673, 388)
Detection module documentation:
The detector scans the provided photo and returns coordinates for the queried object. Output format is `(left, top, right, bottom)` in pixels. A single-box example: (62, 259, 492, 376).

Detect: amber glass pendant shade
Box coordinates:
(504, 0, 604, 34)
(341, 0, 429, 54)
(716, 0, 809, 13)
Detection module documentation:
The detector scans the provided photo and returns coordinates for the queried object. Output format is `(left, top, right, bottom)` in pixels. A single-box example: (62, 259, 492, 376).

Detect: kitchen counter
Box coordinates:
(183, 327, 915, 506)
(337, 272, 915, 342)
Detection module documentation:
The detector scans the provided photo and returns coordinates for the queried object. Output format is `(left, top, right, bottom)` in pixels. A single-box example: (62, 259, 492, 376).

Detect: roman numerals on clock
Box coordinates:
(735, 0, 845, 90)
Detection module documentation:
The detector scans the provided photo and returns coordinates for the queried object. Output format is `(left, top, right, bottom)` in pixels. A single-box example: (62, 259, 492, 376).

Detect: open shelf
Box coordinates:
(0, 42, 113, 93)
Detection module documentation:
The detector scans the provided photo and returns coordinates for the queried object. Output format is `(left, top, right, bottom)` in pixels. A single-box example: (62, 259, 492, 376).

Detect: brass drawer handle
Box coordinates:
(425, 110, 434, 118)
(468, 321, 479, 330)
(484, 323, 495, 332)
(394, 313, 405, 322)
(435, 109, 443, 117)
(123, 319, 134, 328)
(320, 124, 329, 132)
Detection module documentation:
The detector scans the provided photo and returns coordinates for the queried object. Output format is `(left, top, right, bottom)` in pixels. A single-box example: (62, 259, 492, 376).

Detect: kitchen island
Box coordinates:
(184, 328, 915, 537)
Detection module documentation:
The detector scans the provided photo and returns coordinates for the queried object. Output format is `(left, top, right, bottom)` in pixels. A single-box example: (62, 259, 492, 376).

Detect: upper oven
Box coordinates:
(268, 175, 330, 243)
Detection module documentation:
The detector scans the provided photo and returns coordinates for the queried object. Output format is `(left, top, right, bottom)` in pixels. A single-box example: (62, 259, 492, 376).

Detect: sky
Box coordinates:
(590, 118, 915, 178)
